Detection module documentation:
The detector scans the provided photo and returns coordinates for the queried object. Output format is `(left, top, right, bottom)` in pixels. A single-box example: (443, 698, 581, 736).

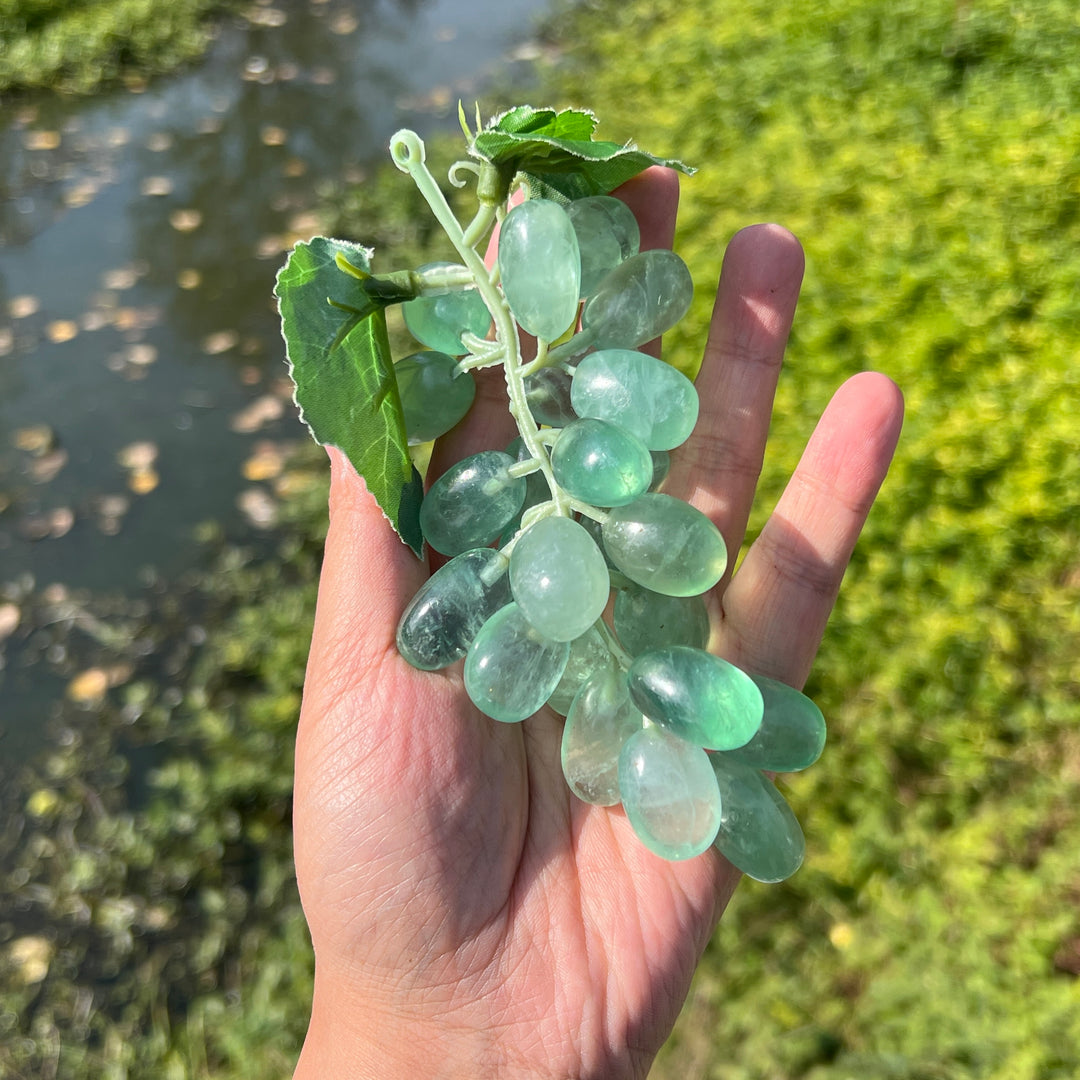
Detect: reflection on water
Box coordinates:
(0, 0, 551, 756)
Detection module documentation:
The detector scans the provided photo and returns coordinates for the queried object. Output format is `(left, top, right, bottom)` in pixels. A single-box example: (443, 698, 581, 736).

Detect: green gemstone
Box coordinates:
(627, 646, 763, 751)
(724, 675, 827, 772)
(550, 418, 653, 507)
(581, 250, 693, 350)
(396, 548, 511, 670)
(499, 199, 581, 341)
(420, 451, 525, 556)
(566, 195, 640, 297)
(547, 623, 616, 716)
(394, 350, 476, 444)
(613, 585, 710, 657)
(570, 349, 699, 451)
(601, 493, 727, 596)
(710, 755, 805, 882)
(619, 726, 722, 860)
(464, 603, 570, 723)
(561, 666, 642, 805)
(403, 263, 491, 355)
(509, 516, 610, 641)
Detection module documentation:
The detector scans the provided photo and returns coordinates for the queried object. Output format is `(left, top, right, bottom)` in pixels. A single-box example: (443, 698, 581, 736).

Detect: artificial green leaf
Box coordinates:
(471, 105, 695, 203)
(275, 236, 424, 557)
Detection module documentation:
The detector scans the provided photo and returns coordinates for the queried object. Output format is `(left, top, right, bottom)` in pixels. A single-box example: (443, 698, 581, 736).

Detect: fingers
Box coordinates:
(720, 371, 905, 688)
(664, 224, 805, 582)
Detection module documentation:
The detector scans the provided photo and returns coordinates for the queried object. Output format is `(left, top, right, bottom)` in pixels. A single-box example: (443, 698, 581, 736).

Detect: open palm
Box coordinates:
(291, 170, 904, 1079)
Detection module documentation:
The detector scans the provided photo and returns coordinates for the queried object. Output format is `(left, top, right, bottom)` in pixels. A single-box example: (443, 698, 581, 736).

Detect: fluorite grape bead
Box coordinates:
(618, 726, 722, 860)
(547, 623, 616, 716)
(499, 199, 581, 341)
(581, 250, 693, 350)
(524, 367, 577, 427)
(509, 516, 610, 641)
(561, 666, 642, 805)
(420, 451, 525, 555)
(396, 548, 511, 670)
(628, 646, 763, 751)
(550, 418, 653, 507)
(395, 350, 476, 444)
(724, 674, 827, 772)
(710, 755, 805, 882)
(566, 195, 640, 297)
(464, 602, 570, 723)
(403, 263, 491, 355)
(613, 585, 711, 656)
(570, 349, 699, 451)
(601, 493, 727, 596)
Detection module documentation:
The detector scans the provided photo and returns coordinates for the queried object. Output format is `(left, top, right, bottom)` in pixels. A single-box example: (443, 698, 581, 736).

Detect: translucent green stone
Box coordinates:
(509, 516, 610, 641)
(710, 755, 805, 882)
(724, 674, 827, 772)
(547, 623, 616, 716)
(394, 351, 476, 444)
(627, 646, 763, 751)
(613, 585, 711, 657)
(570, 349, 699, 451)
(566, 195, 640, 297)
(499, 199, 581, 341)
(581, 250, 693, 350)
(465, 603, 570, 723)
(396, 549, 511, 670)
(619, 726, 722, 860)
(561, 666, 642, 805)
(601, 493, 727, 596)
(420, 451, 525, 556)
(403, 263, 491, 355)
(550, 418, 653, 508)
(524, 367, 577, 427)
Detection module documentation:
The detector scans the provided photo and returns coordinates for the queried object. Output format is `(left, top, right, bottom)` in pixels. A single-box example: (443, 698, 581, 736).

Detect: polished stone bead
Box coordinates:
(550, 418, 653, 507)
(561, 666, 642, 805)
(509, 516, 610, 641)
(403, 263, 491, 355)
(725, 674, 827, 772)
(420, 451, 525, 555)
(396, 548, 511, 670)
(619, 726, 722, 860)
(613, 585, 711, 657)
(581, 250, 693, 350)
(566, 195, 640, 297)
(628, 646, 763, 750)
(464, 602, 570, 723)
(395, 350, 476, 444)
(570, 349, 699, 451)
(710, 755, 805, 882)
(601, 493, 727, 596)
(499, 199, 581, 341)
(524, 366, 577, 427)
(547, 623, 616, 716)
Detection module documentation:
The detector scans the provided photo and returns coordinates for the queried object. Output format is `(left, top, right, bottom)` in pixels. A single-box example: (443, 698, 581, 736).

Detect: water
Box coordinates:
(0, 0, 552, 758)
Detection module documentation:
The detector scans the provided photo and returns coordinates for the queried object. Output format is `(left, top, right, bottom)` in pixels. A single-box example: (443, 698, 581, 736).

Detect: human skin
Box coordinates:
(291, 168, 905, 1079)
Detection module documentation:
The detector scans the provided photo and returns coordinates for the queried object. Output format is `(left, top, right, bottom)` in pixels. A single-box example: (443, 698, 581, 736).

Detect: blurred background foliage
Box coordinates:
(2, 0, 1080, 1076)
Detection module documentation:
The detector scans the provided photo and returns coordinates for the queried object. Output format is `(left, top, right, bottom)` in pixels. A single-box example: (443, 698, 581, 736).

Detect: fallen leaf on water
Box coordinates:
(146, 132, 173, 152)
(261, 125, 288, 146)
(201, 329, 239, 355)
(255, 235, 284, 259)
(0, 602, 20, 640)
(247, 5, 287, 27)
(230, 394, 284, 433)
(124, 344, 157, 367)
(63, 180, 99, 208)
(242, 442, 285, 481)
(13, 424, 56, 453)
(283, 157, 307, 178)
(46, 320, 79, 343)
(80, 310, 109, 331)
(24, 130, 61, 151)
(68, 667, 109, 702)
(177, 268, 201, 289)
(237, 487, 278, 529)
(117, 440, 158, 470)
(28, 448, 68, 483)
(169, 209, 203, 232)
(9, 295, 40, 319)
(330, 12, 358, 34)
(128, 467, 159, 495)
(141, 175, 174, 196)
(102, 266, 139, 290)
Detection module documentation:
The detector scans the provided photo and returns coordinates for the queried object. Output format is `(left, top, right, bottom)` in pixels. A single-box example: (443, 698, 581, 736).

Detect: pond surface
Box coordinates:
(0, 0, 552, 759)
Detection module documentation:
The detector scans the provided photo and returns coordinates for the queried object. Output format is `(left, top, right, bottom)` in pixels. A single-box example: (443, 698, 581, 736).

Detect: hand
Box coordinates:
(291, 168, 904, 1079)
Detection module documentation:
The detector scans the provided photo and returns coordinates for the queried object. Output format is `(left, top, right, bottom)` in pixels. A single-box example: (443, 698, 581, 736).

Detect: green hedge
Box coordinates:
(547, 0, 1080, 1075)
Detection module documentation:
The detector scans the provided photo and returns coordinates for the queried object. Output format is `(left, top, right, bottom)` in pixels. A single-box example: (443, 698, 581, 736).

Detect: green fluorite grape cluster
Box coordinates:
(280, 110, 827, 877)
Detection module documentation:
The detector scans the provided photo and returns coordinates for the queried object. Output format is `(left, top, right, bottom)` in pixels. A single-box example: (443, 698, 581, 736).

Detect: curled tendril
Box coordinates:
(448, 159, 482, 190)
(390, 129, 425, 172)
